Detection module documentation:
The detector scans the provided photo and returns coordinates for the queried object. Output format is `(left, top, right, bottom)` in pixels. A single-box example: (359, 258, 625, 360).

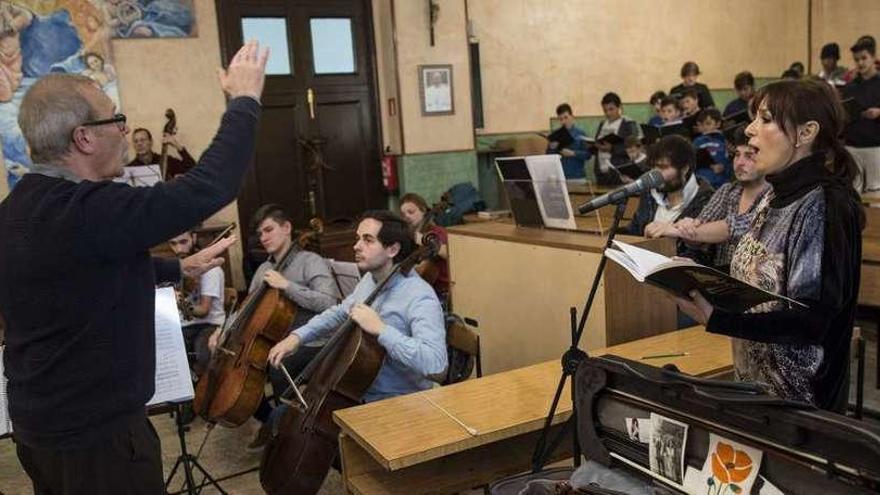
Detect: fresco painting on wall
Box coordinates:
(0, 0, 121, 188)
(106, 0, 195, 39)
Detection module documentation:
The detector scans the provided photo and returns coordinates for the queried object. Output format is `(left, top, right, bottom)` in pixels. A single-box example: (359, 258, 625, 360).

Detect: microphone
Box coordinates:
(577, 169, 665, 214)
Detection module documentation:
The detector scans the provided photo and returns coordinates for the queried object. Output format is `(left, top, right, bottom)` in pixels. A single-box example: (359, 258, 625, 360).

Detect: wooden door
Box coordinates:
(216, 0, 384, 254)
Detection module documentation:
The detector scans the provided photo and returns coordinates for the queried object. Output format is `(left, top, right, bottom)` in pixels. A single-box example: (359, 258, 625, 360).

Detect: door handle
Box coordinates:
(307, 88, 315, 119)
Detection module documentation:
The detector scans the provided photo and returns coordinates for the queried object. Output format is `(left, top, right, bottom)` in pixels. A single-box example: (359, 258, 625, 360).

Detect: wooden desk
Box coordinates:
(448, 222, 678, 374)
(860, 236, 880, 307)
(334, 327, 732, 495)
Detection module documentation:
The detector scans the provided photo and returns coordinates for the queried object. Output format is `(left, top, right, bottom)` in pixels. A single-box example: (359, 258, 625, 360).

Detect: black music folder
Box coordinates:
(545, 126, 574, 149)
(723, 109, 750, 126)
(641, 123, 691, 144)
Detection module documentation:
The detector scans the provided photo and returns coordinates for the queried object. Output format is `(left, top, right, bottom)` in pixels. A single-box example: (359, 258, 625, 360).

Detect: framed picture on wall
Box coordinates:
(419, 64, 454, 116)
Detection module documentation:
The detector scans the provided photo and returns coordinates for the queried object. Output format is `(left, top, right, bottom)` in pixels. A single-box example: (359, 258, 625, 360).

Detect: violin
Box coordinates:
(259, 237, 440, 494)
(159, 108, 176, 180)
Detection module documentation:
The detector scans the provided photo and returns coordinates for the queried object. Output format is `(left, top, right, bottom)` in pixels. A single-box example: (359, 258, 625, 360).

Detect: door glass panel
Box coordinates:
(310, 18, 355, 74)
(241, 17, 292, 75)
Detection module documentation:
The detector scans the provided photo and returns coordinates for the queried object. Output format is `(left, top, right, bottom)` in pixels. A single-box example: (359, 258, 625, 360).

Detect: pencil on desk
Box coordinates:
(641, 352, 689, 360)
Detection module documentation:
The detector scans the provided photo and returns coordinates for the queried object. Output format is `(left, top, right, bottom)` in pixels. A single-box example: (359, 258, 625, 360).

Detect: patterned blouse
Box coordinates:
(707, 153, 863, 410)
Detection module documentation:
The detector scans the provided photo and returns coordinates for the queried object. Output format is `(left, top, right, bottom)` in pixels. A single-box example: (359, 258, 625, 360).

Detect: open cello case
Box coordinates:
(490, 355, 880, 495)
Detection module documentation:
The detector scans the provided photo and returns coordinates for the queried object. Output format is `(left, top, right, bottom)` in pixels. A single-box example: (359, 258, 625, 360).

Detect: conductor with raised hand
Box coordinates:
(0, 41, 268, 493)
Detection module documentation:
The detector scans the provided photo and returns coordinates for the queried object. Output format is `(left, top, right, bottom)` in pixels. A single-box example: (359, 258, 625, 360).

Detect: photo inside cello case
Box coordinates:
(490, 355, 880, 495)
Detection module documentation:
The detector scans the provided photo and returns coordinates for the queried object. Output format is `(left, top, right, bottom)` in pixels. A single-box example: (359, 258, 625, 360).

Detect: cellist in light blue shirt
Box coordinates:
(268, 210, 447, 402)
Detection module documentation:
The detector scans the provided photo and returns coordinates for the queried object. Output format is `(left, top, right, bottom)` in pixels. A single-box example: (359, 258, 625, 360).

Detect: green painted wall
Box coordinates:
(398, 151, 479, 205)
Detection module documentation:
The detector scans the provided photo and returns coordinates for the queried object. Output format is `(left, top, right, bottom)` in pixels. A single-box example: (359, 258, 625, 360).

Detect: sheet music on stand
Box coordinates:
(0, 346, 12, 436)
(114, 165, 163, 187)
(147, 287, 194, 406)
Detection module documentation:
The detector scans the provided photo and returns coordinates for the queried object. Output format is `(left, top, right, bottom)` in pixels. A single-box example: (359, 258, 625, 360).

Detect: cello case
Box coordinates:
(573, 355, 880, 494)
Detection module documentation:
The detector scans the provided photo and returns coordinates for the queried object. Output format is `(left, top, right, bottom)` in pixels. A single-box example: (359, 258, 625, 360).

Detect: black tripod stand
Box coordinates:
(164, 402, 227, 495)
(531, 199, 628, 472)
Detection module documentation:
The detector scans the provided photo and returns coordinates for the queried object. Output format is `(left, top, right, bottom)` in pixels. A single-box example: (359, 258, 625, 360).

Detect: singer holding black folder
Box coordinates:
(546, 103, 592, 180)
(675, 79, 864, 412)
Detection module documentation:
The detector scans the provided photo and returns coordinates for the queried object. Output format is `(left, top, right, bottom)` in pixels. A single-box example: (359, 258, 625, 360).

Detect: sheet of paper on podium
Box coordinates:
(0, 347, 12, 435)
(114, 165, 162, 187)
(147, 287, 194, 406)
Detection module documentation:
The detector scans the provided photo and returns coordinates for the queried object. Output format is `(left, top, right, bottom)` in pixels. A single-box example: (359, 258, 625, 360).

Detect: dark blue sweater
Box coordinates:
(0, 97, 260, 449)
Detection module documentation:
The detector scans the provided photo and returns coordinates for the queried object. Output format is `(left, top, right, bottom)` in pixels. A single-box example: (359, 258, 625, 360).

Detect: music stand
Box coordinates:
(152, 401, 227, 495)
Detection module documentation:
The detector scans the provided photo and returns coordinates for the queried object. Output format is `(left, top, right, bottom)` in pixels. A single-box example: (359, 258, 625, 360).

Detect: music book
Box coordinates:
(842, 97, 866, 121)
(723, 109, 750, 126)
(722, 121, 747, 142)
(640, 123, 691, 144)
(545, 126, 574, 148)
(612, 161, 646, 180)
(0, 347, 12, 436)
(605, 240, 807, 313)
(147, 287, 195, 406)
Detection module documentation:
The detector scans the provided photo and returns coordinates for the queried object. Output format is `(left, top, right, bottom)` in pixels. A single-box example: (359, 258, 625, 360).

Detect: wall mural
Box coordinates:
(107, 0, 195, 39)
(0, 0, 195, 190)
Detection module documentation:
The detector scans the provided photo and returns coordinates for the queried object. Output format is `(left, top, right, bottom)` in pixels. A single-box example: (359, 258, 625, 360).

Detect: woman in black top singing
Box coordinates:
(677, 79, 864, 412)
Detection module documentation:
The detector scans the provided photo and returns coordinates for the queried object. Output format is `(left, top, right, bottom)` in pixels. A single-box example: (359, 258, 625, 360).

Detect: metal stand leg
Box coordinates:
(164, 403, 227, 495)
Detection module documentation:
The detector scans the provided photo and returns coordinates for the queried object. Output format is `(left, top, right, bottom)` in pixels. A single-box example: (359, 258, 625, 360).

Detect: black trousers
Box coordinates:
(254, 344, 323, 423)
(15, 413, 164, 495)
(182, 323, 218, 377)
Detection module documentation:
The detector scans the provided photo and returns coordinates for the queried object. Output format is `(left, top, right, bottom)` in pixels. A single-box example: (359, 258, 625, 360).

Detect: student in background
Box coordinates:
(789, 61, 806, 78)
(678, 88, 701, 118)
(593, 92, 642, 186)
(842, 38, 880, 192)
(669, 128, 770, 272)
(626, 135, 714, 256)
(671, 61, 715, 110)
(624, 136, 649, 173)
(693, 108, 732, 189)
(647, 91, 667, 127)
(818, 43, 848, 87)
(844, 36, 879, 83)
(660, 96, 683, 125)
(781, 68, 801, 80)
(724, 71, 755, 118)
(546, 103, 592, 181)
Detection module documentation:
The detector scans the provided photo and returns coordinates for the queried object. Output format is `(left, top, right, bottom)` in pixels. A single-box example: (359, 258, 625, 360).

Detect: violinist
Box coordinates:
(209, 204, 338, 450)
(268, 210, 447, 403)
(399, 193, 450, 301)
(168, 229, 226, 377)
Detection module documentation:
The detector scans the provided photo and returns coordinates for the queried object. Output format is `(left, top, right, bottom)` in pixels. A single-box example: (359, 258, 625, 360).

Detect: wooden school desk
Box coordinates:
(333, 326, 732, 495)
(447, 221, 678, 374)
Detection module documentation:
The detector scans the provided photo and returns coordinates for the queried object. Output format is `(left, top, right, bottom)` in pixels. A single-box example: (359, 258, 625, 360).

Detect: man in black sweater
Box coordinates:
(0, 41, 268, 494)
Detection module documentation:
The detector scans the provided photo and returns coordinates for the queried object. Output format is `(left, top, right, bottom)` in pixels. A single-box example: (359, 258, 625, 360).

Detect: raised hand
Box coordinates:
(181, 235, 236, 279)
(218, 40, 270, 101)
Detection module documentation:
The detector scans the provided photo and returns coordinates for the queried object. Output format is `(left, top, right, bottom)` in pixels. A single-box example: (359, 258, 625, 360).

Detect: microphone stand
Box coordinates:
(530, 197, 629, 472)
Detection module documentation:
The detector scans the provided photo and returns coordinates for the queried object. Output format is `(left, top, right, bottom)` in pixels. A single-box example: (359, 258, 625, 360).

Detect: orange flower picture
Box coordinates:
(701, 434, 763, 495)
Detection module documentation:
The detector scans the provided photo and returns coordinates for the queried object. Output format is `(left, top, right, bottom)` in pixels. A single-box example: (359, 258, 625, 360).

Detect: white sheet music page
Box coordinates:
(147, 287, 194, 406)
(0, 346, 12, 435)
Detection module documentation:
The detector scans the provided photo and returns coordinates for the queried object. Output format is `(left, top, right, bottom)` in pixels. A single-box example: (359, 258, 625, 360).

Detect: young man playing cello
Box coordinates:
(267, 210, 447, 402)
(209, 203, 339, 449)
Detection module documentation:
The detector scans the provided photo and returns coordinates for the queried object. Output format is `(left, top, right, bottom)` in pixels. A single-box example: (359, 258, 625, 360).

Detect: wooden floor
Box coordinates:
(1, 324, 878, 494)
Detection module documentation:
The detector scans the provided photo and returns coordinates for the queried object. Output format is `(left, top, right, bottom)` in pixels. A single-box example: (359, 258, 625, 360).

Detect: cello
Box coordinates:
(193, 219, 323, 426)
(259, 235, 440, 494)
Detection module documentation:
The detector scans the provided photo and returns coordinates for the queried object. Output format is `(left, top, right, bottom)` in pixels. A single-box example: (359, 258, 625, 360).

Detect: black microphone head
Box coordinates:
(638, 168, 666, 190)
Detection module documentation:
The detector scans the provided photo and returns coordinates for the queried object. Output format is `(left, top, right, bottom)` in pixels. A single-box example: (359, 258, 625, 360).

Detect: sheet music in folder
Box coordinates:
(147, 287, 195, 406)
(0, 347, 12, 435)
